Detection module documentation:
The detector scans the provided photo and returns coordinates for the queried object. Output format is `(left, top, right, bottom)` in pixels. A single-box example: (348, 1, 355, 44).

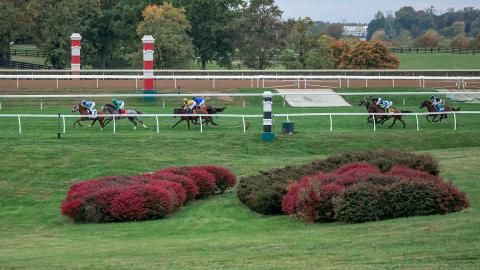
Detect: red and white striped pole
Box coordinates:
(142, 35, 155, 96)
(70, 33, 82, 75)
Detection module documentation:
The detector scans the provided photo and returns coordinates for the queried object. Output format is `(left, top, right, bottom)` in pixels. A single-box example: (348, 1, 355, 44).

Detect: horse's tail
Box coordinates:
(215, 107, 226, 113)
(135, 110, 144, 115)
(401, 110, 413, 114)
(454, 107, 461, 111)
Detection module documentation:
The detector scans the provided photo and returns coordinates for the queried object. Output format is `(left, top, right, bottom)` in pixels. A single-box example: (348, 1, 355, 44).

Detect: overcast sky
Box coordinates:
(275, 0, 479, 23)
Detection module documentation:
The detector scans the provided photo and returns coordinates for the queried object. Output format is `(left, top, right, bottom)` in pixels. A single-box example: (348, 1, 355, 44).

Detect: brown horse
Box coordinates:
(359, 99, 407, 128)
(72, 104, 105, 128)
(420, 100, 461, 123)
(171, 108, 218, 129)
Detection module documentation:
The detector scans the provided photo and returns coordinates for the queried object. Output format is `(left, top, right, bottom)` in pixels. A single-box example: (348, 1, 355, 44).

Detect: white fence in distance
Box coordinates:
(1, 111, 478, 135)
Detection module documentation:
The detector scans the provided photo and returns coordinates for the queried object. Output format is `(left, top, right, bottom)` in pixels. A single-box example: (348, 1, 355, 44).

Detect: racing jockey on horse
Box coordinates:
(183, 98, 197, 114)
(373, 97, 394, 113)
(192, 96, 206, 110)
(81, 100, 97, 116)
(431, 96, 445, 112)
(112, 99, 126, 114)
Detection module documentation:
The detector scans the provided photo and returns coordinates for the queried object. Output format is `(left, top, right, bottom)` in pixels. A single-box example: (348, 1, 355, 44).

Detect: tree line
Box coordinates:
(2, 1, 476, 70)
(367, 6, 480, 49)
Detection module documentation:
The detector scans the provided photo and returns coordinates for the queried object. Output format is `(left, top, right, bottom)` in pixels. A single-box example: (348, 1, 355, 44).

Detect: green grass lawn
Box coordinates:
(0, 87, 480, 269)
(397, 53, 480, 70)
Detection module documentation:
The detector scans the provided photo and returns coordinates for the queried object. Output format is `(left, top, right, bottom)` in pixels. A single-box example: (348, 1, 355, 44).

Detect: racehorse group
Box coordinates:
(359, 98, 460, 128)
(72, 102, 226, 130)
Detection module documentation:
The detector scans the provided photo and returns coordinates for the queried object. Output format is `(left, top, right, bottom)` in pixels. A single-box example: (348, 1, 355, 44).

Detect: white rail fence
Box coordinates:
(1, 74, 480, 90)
(0, 91, 478, 110)
(1, 111, 478, 135)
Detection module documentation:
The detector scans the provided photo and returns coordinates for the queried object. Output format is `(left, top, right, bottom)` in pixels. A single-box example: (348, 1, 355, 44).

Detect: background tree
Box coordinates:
(234, 0, 285, 70)
(338, 41, 399, 69)
(304, 34, 334, 69)
(174, 0, 241, 69)
(0, 0, 33, 60)
(371, 30, 388, 42)
(414, 30, 441, 48)
(367, 12, 386, 40)
(136, 3, 194, 69)
(290, 17, 314, 68)
(325, 23, 344, 39)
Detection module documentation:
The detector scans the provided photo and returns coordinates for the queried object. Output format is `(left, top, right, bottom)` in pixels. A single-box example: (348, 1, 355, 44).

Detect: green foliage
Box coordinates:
(234, 0, 285, 69)
(0, 0, 32, 60)
(136, 3, 195, 69)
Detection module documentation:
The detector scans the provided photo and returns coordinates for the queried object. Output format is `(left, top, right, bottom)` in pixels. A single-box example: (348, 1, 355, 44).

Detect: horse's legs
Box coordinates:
(171, 119, 184, 129)
(136, 118, 148, 129)
(128, 117, 138, 130)
(209, 117, 218, 126)
(388, 118, 397, 128)
(425, 115, 431, 123)
(398, 116, 406, 128)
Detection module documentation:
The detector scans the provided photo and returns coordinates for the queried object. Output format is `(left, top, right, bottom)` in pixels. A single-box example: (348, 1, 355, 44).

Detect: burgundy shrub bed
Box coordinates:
(282, 163, 468, 223)
(61, 165, 236, 223)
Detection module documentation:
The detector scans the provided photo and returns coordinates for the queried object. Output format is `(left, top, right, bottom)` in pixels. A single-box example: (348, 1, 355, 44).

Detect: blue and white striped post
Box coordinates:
(261, 91, 275, 142)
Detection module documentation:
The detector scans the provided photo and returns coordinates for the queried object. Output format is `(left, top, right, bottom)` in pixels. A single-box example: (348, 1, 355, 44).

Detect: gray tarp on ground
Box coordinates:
(438, 89, 480, 103)
(275, 89, 351, 107)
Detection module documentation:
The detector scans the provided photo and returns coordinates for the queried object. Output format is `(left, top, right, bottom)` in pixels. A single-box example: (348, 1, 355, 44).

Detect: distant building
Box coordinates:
(343, 25, 368, 40)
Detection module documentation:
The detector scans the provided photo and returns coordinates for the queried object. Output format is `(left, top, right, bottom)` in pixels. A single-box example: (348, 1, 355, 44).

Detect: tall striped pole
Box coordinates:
(70, 33, 82, 75)
(142, 35, 155, 101)
(261, 91, 275, 142)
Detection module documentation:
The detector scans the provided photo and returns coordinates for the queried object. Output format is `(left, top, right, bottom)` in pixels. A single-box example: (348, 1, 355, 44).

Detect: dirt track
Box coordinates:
(0, 78, 478, 90)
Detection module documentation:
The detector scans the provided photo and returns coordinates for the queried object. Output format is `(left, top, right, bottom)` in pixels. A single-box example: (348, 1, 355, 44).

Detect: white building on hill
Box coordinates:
(343, 25, 368, 40)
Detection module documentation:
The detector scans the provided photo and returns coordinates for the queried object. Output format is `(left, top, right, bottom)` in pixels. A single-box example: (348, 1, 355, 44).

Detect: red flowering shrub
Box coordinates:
(148, 172, 198, 201)
(186, 169, 217, 198)
(282, 162, 469, 224)
(282, 176, 343, 222)
(109, 184, 173, 221)
(195, 165, 237, 193)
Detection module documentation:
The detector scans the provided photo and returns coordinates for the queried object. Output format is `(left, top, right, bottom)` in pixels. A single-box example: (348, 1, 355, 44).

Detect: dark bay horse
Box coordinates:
(72, 103, 105, 128)
(359, 99, 408, 128)
(101, 104, 148, 130)
(420, 100, 461, 123)
(171, 107, 218, 129)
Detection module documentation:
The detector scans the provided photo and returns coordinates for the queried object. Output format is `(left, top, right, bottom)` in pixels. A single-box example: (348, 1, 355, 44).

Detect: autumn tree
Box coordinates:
(137, 3, 194, 69)
(325, 23, 344, 39)
(371, 30, 388, 42)
(414, 30, 441, 47)
(338, 41, 399, 69)
(234, 0, 285, 69)
(0, 0, 33, 60)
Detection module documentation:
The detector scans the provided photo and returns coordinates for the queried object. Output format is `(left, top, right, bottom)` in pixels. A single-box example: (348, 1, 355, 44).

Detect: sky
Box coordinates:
(275, 0, 479, 23)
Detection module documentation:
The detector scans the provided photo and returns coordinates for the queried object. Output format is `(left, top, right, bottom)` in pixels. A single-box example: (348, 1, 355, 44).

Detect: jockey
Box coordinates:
(431, 96, 444, 112)
(81, 100, 96, 115)
(192, 96, 205, 109)
(183, 98, 197, 114)
(112, 99, 126, 114)
(374, 97, 394, 112)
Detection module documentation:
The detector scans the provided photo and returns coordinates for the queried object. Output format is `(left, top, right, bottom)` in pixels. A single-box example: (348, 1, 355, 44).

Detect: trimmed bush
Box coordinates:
(160, 167, 217, 198)
(146, 172, 198, 202)
(334, 183, 386, 223)
(238, 150, 438, 215)
(196, 165, 237, 193)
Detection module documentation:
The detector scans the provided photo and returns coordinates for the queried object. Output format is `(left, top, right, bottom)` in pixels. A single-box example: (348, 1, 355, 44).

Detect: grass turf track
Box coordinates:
(0, 87, 479, 269)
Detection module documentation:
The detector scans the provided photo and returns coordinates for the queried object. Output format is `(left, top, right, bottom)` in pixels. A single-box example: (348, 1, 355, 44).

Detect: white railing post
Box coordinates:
(415, 113, 419, 131)
(365, 78, 368, 88)
(283, 95, 286, 108)
(16, 78, 19, 89)
(347, 78, 350, 88)
(339, 78, 342, 88)
(135, 78, 138, 89)
(453, 113, 457, 131)
(297, 78, 300, 89)
(156, 115, 159, 134)
(162, 98, 165, 108)
(40, 99, 43, 110)
(113, 116, 116, 133)
(242, 116, 246, 133)
(304, 78, 307, 89)
(0, 99, 2, 110)
(372, 114, 376, 131)
(96, 78, 99, 89)
(213, 78, 216, 89)
(199, 116, 203, 133)
(62, 116, 66, 133)
(392, 79, 395, 88)
(242, 99, 246, 108)
(329, 114, 333, 131)
(56, 78, 59, 89)
(403, 97, 406, 105)
(17, 115, 22, 133)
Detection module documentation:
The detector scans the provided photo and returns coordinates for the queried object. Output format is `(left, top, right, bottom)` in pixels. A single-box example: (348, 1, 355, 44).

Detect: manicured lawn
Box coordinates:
(0, 87, 479, 269)
(397, 53, 480, 70)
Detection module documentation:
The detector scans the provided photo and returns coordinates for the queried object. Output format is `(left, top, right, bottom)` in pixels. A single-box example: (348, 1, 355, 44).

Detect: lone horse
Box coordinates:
(101, 104, 148, 130)
(72, 103, 105, 128)
(420, 100, 460, 123)
(171, 107, 218, 129)
(359, 99, 409, 128)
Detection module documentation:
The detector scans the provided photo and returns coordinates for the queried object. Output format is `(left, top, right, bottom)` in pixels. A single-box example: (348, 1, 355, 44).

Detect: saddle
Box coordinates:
(119, 109, 127, 115)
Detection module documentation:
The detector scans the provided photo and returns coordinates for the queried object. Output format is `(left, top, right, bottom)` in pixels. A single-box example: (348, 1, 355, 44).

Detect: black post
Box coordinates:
(57, 113, 61, 139)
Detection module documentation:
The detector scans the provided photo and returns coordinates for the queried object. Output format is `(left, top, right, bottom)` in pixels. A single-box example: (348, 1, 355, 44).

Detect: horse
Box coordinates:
(72, 103, 105, 128)
(359, 99, 409, 128)
(192, 106, 226, 124)
(101, 104, 148, 130)
(420, 100, 461, 123)
(171, 107, 218, 129)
